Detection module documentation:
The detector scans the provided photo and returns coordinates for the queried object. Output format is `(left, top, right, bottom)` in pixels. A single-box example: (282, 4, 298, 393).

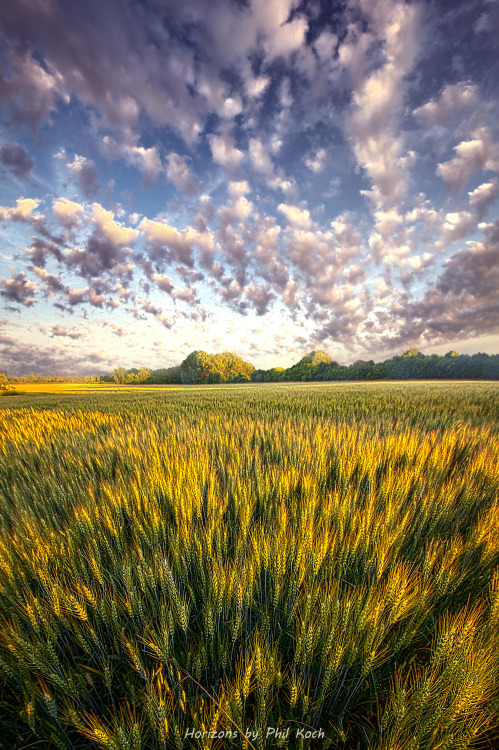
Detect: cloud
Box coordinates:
(165, 152, 201, 196)
(243, 283, 276, 315)
(172, 285, 199, 304)
(304, 148, 326, 173)
(367, 219, 499, 351)
(278, 203, 312, 228)
(443, 210, 477, 242)
(217, 195, 253, 224)
(50, 324, 84, 339)
(152, 273, 174, 295)
(140, 218, 195, 267)
(228, 180, 251, 197)
(0, 46, 68, 129)
(140, 217, 214, 269)
(0, 142, 34, 178)
(436, 220, 499, 300)
(0, 335, 111, 376)
(138, 297, 173, 328)
(263, 12, 308, 62)
(244, 74, 270, 99)
(0, 197, 40, 222)
(25, 237, 64, 267)
(208, 133, 244, 171)
(1, 0, 498, 362)
(249, 137, 274, 176)
(62, 204, 137, 279)
(436, 128, 499, 192)
(31, 266, 66, 294)
(0, 271, 37, 306)
(347, 0, 422, 209)
(91, 204, 138, 247)
(67, 154, 99, 198)
(101, 136, 162, 184)
(468, 180, 499, 220)
(413, 82, 479, 128)
(313, 30, 338, 62)
(52, 197, 84, 228)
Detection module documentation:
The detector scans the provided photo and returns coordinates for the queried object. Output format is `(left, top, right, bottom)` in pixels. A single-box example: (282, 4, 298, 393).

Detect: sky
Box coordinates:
(1, 0, 499, 375)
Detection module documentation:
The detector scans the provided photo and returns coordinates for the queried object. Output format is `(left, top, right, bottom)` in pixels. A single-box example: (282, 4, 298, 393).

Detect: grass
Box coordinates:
(0, 382, 498, 749)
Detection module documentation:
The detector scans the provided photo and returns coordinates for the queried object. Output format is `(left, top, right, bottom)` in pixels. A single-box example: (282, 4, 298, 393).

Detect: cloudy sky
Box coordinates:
(1, 0, 498, 375)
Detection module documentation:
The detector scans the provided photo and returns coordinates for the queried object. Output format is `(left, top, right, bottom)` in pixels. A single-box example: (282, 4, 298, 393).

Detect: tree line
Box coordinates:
(116, 348, 499, 384)
(2, 348, 499, 386)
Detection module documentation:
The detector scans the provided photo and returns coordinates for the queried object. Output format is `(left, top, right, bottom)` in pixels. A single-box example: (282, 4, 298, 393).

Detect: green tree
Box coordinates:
(135, 367, 152, 383)
(402, 348, 424, 358)
(0, 373, 12, 391)
(179, 351, 254, 384)
(113, 367, 127, 384)
(299, 351, 332, 366)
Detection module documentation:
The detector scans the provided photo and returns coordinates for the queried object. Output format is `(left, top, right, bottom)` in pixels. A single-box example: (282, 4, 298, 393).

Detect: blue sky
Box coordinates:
(1, 0, 498, 375)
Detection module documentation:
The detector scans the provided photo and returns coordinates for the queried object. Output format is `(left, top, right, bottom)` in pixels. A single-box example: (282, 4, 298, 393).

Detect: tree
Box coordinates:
(298, 351, 333, 366)
(179, 351, 254, 384)
(0, 373, 13, 391)
(135, 367, 151, 383)
(113, 367, 127, 384)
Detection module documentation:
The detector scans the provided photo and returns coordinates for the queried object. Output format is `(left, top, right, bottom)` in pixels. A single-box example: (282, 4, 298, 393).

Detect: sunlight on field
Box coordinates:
(13, 383, 176, 394)
(0, 384, 498, 748)
(9, 379, 497, 397)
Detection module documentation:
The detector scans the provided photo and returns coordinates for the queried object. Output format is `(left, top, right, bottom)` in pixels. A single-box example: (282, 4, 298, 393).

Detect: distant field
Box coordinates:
(4, 382, 181, 394)
(4, 378, 499, 396)
(0, 383, 498, 749)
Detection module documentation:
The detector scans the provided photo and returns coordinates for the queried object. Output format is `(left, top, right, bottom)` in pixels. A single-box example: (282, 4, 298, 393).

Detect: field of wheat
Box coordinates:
(0, 383, 498, 749)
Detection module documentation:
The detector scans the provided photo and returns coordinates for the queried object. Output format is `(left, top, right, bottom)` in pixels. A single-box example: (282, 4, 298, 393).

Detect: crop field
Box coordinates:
(0, 383, 498, 750)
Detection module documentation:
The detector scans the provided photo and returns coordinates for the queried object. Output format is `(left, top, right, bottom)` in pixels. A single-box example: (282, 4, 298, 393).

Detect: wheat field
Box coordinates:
(0, 383, 498, 749)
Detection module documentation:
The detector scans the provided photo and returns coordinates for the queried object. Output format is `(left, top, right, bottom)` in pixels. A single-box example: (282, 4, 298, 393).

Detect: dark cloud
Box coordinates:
(30, 265, 66, 294)
(0, 45, 66, 129)
(25, 237, 64, 266)
(244, 283, 275, 315)
(166, 152, 202, 196)
(436, 220, 499, 300)
(175, 264, 204, 283)
(0, 141, 34, 177)
(0, 0, 498, 361)
(172, 285, 199, 304)
(0, 336, 111, 376)
(67, 155, 99, 199)
(0, 271, 37, 306)
(359, 220, 499, 352)
(50, 324, 84, 339)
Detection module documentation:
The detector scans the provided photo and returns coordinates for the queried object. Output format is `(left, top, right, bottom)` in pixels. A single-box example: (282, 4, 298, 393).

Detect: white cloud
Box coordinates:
(436, 128, 499, 191)
(249, 138, 274, 176)
(92, 204, 139, 246)
(304, 148, 327, 173)
(347, 0, 422, 209)
(443, 210, 477, 241)
(52, 198, 84, 228)
(208, 133, 244, 171)
(0, 198, 40, 222)
(413, 82, 479, 128)
(228, 180, 251, 197)
(165, 152, 201, 196)
(101, 137, 162, 184)
(245, 74, 270, 99)
(67, 154, 99, 198)
(278, 203, 312, 227)
(313, 30, 338, 62)
(263, 14, 308, 62)
(468, 180, 499, 219)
